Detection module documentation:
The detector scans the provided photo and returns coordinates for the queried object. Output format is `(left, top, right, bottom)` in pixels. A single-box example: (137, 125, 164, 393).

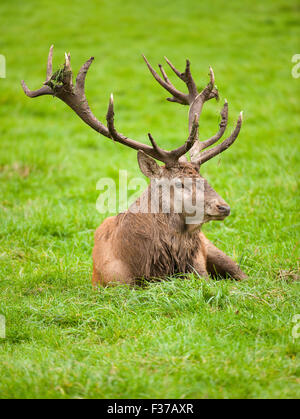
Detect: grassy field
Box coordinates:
(0, 0, 299, 399)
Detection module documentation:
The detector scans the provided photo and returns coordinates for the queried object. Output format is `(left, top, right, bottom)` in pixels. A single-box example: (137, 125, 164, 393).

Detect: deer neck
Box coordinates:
(128, 186, 202, 236)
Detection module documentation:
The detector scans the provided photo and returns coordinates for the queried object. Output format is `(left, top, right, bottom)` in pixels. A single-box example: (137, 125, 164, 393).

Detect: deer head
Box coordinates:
(134, 151, 232, 230)
(22, 47, 242, 230)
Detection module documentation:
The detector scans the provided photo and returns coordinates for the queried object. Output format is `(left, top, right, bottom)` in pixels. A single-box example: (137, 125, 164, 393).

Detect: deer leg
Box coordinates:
(92, 262, 134, 287)
(203, 236, 247, 280)
(192, 263, 209, 279)
(191, 246, 209, 279)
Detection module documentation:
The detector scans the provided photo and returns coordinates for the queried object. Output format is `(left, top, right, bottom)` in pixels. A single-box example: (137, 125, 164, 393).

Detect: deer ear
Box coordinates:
(137, 151, 162, 178)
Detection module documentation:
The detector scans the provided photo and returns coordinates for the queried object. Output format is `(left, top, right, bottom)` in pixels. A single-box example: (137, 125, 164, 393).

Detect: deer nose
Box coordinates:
(217, 204, 231, 216)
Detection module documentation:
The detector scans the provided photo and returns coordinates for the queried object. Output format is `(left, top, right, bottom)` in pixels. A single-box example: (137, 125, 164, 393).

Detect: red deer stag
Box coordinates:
(22, 46, 247, 285)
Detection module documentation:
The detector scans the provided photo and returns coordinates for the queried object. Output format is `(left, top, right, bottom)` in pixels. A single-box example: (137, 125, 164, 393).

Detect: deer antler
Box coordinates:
(191, 109, 243, 165)
(22, 46, 109, 137)
(21, 46, 198, 168)
(143, 56, 243, 167)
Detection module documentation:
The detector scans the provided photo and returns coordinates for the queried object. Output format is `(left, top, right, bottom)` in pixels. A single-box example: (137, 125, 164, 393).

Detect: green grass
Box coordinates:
(0, 0, 299, 399)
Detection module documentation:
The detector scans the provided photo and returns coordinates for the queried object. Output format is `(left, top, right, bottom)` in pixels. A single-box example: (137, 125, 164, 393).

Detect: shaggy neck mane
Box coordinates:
(116, 186, 202, 279)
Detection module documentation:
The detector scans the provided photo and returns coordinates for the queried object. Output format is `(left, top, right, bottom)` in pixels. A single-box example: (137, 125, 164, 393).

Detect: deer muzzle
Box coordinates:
(216, 204, 231, 216)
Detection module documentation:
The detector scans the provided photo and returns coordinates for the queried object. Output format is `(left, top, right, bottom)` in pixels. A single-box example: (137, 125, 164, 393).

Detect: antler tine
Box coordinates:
(63, 51, 73, 88)
(189, 100, 228, 161)
(164, 57, 198, 101)
(164, 56, 182, 78)
(202, 99, 228, 149)
(22, 46, 54, 97)
(194, 112, 243, 166)
(158, 64, 171, 84)
(148, 133, 161, 151)
(46, 45, 54, 82)
(21, 82, 53, 98)
(142, 55, 189, 105)
(75, 56, 95, 95)
(208, 66, 215, 87)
